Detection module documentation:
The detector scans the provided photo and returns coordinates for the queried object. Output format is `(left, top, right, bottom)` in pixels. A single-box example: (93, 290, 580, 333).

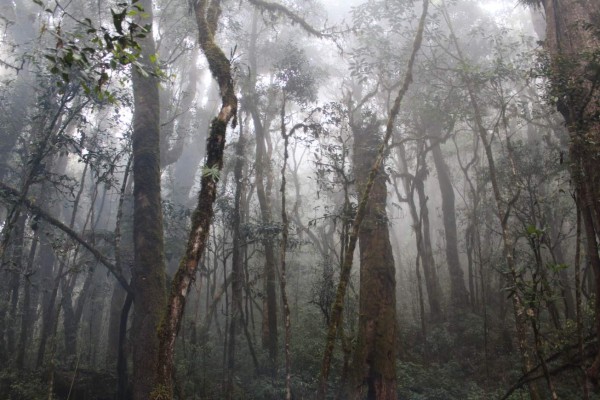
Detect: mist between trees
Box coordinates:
(0, 0, 599, 399)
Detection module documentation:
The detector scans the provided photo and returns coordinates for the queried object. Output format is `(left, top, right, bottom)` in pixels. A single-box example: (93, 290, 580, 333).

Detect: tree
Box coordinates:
(318, 1, 429, 397)
(530, 0, 600, 384)
(128, 0, 168, 398)
(153, 0, 237, 396)
(423, 109, 470, 310)
(349, 112, 397, 399)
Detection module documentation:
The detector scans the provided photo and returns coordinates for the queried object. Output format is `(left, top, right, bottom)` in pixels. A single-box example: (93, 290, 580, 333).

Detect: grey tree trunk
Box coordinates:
(428, 121, 469, 310)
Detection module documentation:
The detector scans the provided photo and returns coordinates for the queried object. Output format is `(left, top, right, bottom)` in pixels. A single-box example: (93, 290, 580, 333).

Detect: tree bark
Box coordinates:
(153, 0, 237, 396)
(350, 117, 397, 400)
(317, 2, 428, 396)
(536, 0, 600, 383)
(130, 0, 167, 397)
(225, 121, 246, 399)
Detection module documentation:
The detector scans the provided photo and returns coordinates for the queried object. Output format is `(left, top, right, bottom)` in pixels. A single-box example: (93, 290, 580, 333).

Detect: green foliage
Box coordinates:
(397, 361, 497, 399)
(532, 45, 600, 124)
(33, 0, 162, 103)
(525, 224, 544, 238)
(201, 165, 221, 182)
(150, 384, 171, 400)
(273, 44, 319, 104)
(0, 369, 46, 400)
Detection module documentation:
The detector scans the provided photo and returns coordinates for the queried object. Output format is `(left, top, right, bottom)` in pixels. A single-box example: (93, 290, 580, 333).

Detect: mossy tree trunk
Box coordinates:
(130, 0, 167, 398)
(225, 119, 246, 400)
(317, 2, 428, 396)
(153, 0, 237, 397)
(350, 116, 397, 400)
(536, 0, 600, 383)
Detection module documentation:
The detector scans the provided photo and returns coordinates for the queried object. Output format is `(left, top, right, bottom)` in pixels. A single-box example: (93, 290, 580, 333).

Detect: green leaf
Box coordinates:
(137, 67, 149, 77)
(548, 263, 569, 272)
(525, 225, 543, 237)
(202, 166, 221, 182)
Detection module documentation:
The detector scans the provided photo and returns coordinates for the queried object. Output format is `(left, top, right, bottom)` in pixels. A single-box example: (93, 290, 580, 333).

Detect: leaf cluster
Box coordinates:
(35, 1, 160, 103)
(273, 44, 319, 104)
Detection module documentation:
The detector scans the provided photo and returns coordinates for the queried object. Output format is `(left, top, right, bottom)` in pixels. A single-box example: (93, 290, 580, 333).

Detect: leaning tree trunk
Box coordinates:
(130, 0, 167, 397)
(152, 0, 238, 397)
(349, 116, 397, 400)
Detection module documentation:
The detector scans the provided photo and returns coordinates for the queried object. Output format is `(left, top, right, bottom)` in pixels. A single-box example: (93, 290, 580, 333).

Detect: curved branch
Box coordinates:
(247, 0, 326, 38)
(0, 181, 131, 294)
(153, 0, 238, 396)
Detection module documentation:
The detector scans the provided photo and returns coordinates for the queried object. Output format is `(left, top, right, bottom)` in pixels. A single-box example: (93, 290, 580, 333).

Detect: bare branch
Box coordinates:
(247, 0, 326, 38)
(0, 181, 131, 294)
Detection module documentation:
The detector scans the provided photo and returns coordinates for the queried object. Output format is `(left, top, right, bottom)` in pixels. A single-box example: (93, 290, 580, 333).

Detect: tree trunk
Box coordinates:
(537, 0, 600, 383)
(1, 214, 26, 360)
(15, 229, 38, 369)
(279, 98, 293, 400)
(350, 117, 397, 400)
(153, 0, 238, 396)
(428, 122, 469, 310)
(395, 143, 443, 318)
(441, 6, 541, 398)
(414, 174, 442, 317)
(317, 3, 428, 395)
(245, 11, 278, 372)
(225, 117, 247, 399)
(107, 156, 133, 369)
(130, 0, 167, 397)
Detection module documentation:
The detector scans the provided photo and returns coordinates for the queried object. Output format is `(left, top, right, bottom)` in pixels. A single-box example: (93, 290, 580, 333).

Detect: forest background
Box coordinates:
(0, 0, 599, 399)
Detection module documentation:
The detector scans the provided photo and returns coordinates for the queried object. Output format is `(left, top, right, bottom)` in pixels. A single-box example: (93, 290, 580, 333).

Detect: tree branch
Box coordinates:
(0, 181, 131, 294)
(247, 0, 326, 38)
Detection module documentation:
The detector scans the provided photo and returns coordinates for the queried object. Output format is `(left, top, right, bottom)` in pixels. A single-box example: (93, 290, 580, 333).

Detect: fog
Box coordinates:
(0, 0, 597, 399)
